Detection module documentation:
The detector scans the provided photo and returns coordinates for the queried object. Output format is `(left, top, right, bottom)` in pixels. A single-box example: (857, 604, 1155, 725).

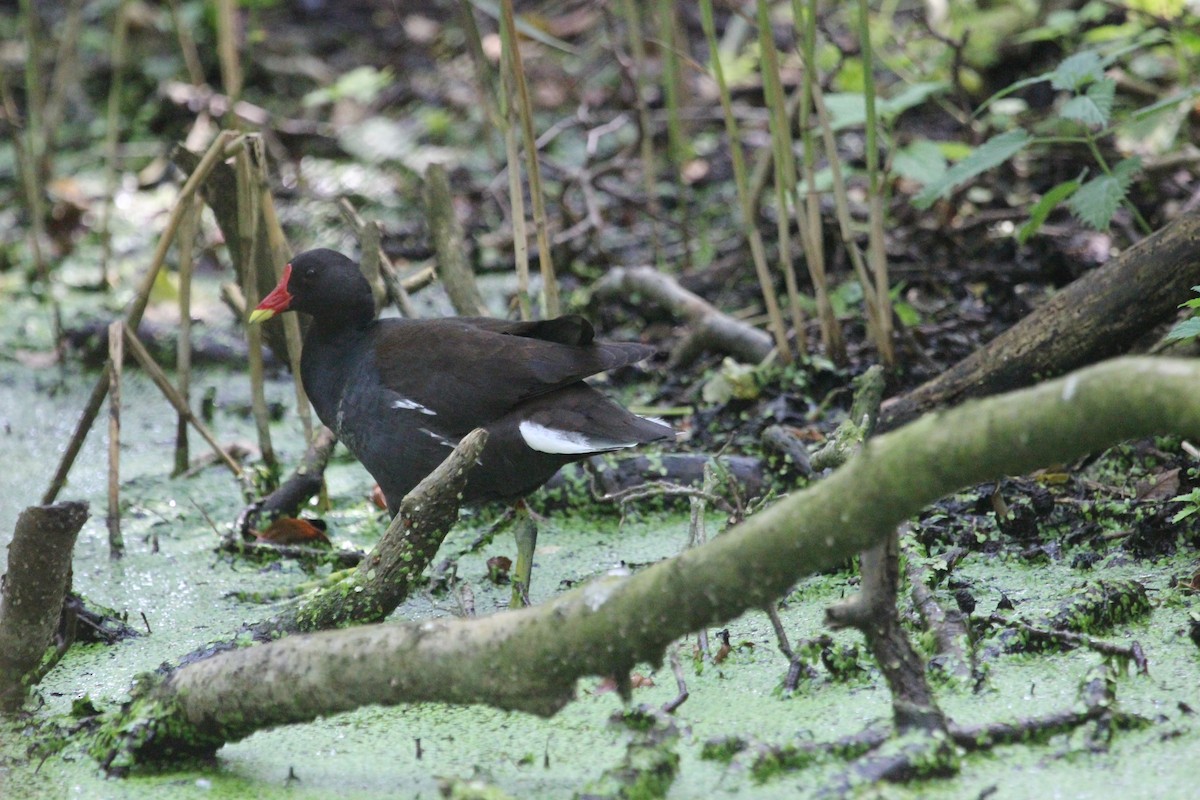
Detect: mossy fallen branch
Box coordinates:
(262, 428, 487, 633)
(92, 357, 1200, 769)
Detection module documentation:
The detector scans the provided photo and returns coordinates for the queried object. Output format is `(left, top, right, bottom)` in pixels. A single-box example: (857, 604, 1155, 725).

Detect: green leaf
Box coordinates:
(913, 130, 1031, 209)
(303, 66, 393, 107)
(1066, 159, 1139, 230)
(1067, 176, 1120, 230)
(1049, 51, 1105, 91)
(824, 93, 868, 130)
(1111, 157, 1142, 185)
(1179, 287, 1200, 310)
(879, 82, 948, 119)
(891, 139, 947, 185)
(824, 82, 948, 131)
(1165, 317, 1200, 342)
(1017, 177, 1082, 243)
(1125, 85, 1200, 124)
(938, 141, 974, 161)
(1059, 79, 1115, 127)
(1172, 505, 1198, 524)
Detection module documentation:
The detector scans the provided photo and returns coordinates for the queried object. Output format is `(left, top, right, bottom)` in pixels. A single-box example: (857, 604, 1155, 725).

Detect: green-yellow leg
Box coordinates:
(509, 505, 538, 608)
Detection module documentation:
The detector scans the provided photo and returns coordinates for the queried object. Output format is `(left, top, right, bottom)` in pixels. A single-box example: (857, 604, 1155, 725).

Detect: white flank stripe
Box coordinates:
(519, 421, 637, 455)
(392, 397, 437, 415)
(420, 428, 456, 448)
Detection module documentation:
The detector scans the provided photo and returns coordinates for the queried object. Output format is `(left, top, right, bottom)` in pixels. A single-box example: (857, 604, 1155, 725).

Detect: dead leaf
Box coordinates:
(1135, 467, 1181, 501)
(256, 517, 330, 546)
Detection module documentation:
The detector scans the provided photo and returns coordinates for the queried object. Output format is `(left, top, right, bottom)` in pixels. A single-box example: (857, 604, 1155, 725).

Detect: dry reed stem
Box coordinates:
(106, 321, 124, 558)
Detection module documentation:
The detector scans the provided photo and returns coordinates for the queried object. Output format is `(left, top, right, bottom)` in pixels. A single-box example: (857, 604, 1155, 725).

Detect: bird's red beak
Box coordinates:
(248, 263, 293, 324)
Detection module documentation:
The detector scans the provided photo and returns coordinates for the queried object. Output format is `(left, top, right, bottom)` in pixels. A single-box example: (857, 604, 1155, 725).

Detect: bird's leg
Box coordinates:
(509, 502, 538, 608)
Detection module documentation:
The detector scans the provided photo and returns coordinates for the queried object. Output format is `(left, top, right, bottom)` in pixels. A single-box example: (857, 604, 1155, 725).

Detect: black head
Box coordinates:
(250, 249, 375, 328)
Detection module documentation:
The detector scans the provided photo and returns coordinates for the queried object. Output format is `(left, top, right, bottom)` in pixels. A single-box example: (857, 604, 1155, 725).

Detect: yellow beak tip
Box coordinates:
(248, 308, 275, 325)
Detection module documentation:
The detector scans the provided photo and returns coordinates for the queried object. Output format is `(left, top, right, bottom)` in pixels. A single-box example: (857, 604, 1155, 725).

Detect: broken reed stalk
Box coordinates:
(97, 0, 132, 290)
(235, 141, 277, 477)
(658, 0, 695, 272)
(618, 0, 664, 267)
(854, 0, 894, 365)
(424, 162, 489, 316)
(257, 170, 315, 443)
(337, 198, 420, 318)
(500, 0, 560, 318)
(699, 0, 793, 364)
(358, 219, 386, 313)
(174, 195, 199, 476)
(502, 0, 559, 317)
(121, 326, 248, 485)
(756, 0, 808, 352)
(793, 0, 846, 364)
(42, 130, 237, 505)
(107, 321, 124, 558)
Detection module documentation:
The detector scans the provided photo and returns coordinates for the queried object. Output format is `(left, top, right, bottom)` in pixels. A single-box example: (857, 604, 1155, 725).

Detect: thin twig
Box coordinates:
(121, 326, 248, 487)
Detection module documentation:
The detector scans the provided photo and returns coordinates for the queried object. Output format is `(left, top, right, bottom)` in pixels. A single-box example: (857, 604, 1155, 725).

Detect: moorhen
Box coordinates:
(248, 248, 675, 517)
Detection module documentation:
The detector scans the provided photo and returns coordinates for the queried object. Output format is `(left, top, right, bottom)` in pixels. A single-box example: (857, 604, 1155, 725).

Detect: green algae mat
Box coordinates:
(1, 360, 1198, 799)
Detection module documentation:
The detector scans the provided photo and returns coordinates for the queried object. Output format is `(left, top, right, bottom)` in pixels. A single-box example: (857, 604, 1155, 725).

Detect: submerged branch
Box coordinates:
(593, 266, 773, 366)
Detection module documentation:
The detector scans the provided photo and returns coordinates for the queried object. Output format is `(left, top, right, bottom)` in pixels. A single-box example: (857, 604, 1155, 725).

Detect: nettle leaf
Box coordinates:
(1050, 51, 1105, 91)
(891, 139, 947, 185)
(880, 82, 948, 118)
(1060, 79, 1115, 127)
(1128, 85, 1200, 123)
(1165, 317, 1200, 343)
(1178, 286, 1200, 310)
(1017, 177, 1082, 243)
(913, 129, 1031, 209)
(824, 82, 947, 131)
(823, 93, 868, 130)
(1066, 157, 1141, 230)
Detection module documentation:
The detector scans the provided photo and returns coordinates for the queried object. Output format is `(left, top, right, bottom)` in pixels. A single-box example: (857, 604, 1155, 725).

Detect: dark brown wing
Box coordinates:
(372, 316, 653, 432)
(454, 314, 596, 346)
